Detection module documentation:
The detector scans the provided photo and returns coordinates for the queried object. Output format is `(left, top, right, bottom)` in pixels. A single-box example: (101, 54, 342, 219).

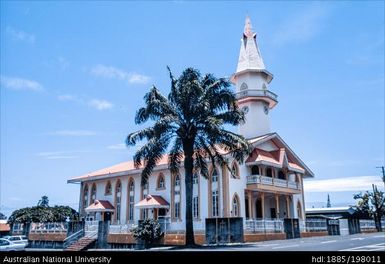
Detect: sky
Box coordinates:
(0, 1, 384, 218)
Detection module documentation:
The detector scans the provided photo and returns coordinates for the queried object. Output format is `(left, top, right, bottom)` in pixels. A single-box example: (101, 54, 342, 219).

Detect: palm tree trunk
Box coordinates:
(183, 139, 195, 246)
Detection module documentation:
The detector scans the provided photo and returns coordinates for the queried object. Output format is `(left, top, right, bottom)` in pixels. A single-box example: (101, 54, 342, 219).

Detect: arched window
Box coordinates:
(83, 184, 89, 211)
(210, 167, 220, 217)
(212, 168, 218, 182)
(297, 201, 303, 219)
(262, 83, 267, 90)
(90, 183, 97, 205)
(193, 173, 198, 185)
(105, 181, 112, 195)
(251, 165, 259, 175)
(175, 174, 180, 187)
(173, 174, 181, 220)
(265, 168, 273, 177)
(240, 82, 248, 91)
(278, 170, 286, 180)
(157, 173, 165, 189)
(127, 179, 135, 221)
(231, 162, 240, 179)
(115, 180, 122, 223)
(193, 172, 199, 219)
(141, 181, 149, 219)
(232, 194, 240, 217)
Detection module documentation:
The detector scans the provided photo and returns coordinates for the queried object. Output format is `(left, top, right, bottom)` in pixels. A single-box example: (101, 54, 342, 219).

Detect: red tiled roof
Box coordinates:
(85, 200, 115, 212)
(135, 195, 169, 209)
(0, 223, 10, 232)
(246, 148, 280, 165)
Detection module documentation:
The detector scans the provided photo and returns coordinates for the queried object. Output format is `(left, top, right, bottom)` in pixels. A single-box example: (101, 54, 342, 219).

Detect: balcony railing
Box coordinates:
(246, 174, 299, 189)
(236, 89, 278, 101)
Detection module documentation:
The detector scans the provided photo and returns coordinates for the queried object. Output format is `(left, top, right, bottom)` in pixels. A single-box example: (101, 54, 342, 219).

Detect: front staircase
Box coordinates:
(64, 236, 96, 251)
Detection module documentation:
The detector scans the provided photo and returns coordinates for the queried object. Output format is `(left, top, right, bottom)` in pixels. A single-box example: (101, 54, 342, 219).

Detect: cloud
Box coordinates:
(88, 99, 114, 110)
(57, 57, 70, 70)
(46, 130, 97, 136)
(90, 64, 150, 84)
(57, 94, 79, 102)
(57, 94, 114, 111)
(1, 76, 43, 91)
(107, 143, 126, 150)
(272, 4, 330, 46)
(36, 150, 90, 159)
(304, 176, 384, 193)
(6, 26, 35, 43)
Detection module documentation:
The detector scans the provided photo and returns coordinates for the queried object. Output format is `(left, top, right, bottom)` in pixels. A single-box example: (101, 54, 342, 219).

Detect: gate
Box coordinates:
(205, 217, 243, 244)
(327, 219, 340, 235)
(283, 218, 300, 239)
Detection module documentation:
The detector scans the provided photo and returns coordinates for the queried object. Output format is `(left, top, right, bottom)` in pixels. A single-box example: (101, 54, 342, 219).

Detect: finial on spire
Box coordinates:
(244, 15, 255, 38)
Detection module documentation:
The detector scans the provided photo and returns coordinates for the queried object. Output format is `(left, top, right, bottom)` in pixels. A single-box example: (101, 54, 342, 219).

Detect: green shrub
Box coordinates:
(131, 219, 163, 248)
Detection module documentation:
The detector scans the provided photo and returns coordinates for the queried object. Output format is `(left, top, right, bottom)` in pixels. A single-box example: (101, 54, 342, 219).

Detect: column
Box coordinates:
(261, 192, 265, 219)
(275, 194, 280, 219)
(286, 196, 291, 218)
(248, 191, 252, 220)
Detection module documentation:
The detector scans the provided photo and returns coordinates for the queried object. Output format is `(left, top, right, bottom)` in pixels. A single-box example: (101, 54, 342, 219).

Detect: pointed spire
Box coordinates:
(236, 16, 266, 72)
(244, 15, 255, 38)
(327, 194, 331, 208)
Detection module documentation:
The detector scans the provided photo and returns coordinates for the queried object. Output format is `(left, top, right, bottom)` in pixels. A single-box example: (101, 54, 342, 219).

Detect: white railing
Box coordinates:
(30, 222, 68, 233)
(84, 220, 99, 238)
(236, 89, 278, 100)
(246, 174, 299, 189)
(245, 219, 284, 233)
(301, 219, 327, 232)
(109, 223, 137, 234)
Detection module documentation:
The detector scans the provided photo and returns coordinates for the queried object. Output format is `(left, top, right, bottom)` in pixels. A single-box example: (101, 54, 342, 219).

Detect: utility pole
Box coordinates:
(376, 166, 385, 188)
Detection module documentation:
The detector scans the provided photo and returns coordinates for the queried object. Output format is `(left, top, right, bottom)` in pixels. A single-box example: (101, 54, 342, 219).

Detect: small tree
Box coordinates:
(131, 219, 163, 249)
(0, 212, 6, 220)
(354, 184, 385, 232)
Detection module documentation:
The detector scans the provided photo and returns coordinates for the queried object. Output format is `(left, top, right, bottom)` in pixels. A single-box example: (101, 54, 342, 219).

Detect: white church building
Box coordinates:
(68, 17, 314, 242)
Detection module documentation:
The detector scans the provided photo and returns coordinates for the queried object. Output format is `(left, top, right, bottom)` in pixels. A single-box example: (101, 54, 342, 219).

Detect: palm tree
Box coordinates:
(126, 67, 250, 246)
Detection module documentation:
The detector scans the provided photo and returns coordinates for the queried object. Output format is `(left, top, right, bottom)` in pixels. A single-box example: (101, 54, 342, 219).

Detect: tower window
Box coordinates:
(240, 82, 248, 90)
(262, 83, 267, 90)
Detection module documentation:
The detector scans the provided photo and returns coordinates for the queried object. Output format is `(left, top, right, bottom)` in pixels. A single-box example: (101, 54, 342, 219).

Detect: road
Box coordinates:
(170, 232, 385, 251)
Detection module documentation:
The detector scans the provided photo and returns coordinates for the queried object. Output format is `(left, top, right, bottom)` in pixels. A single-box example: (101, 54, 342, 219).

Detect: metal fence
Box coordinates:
(245, 219, 284, 233)
(359, 219, 385, 230)
(300, 219, 327, 232)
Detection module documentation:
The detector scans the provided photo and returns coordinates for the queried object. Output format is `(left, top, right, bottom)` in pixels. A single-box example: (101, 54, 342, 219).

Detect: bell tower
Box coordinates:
(231, 16, 278, 139)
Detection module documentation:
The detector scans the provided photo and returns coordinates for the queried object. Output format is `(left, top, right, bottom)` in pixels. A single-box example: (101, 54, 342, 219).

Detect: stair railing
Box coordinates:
(63, 228, 84, 249)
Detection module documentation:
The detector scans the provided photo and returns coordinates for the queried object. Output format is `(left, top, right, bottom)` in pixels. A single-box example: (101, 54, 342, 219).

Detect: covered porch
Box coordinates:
(244, 190, 295, 220)
(84, 200, 115, 222)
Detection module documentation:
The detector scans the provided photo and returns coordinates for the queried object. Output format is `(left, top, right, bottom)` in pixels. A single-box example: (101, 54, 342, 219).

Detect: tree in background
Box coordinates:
(7, 196, 78, 225)
(354, 184, 385, 231)
(0, 212, 6, 220)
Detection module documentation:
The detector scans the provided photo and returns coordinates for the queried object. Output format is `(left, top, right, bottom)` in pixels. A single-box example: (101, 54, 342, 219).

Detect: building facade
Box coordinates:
(68, 17, 314, 235)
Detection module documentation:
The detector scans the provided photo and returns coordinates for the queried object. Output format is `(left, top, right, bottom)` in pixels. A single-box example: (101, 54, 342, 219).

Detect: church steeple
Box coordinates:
(231, 16, 278, 139)
(236, 16, 266, 72)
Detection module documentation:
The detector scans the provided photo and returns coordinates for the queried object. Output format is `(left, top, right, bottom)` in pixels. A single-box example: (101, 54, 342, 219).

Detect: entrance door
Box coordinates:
(245, 199, 249, 218)
(270, 208, 276, 219)
(256, 199, 262, 218)
(103, 212, 111, 221)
